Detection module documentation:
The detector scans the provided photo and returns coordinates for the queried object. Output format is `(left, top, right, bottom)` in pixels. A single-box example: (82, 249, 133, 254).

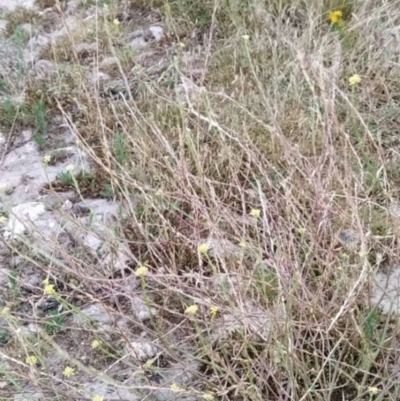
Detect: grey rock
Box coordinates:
(77, 303, 114, 330)
(82, 381, 140, 401)
(338, 229, 358, 248)
(130, 36, 147, 51)
(126, 341, 158, 361)
(0, 268, 11, 288)
(14, 392, 41, 401)
(74, 42, 97, 55)
(99, 56, 119, 71)
(31, 59, 55, 79)
(39, 191, 76, 210)
(131, 296, 156, 322)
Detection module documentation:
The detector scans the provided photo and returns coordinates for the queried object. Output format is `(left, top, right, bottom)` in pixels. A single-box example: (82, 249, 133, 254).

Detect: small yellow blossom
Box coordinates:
(242, 34, 250, 41)
(65, 164, 75, 173)
(0, 216, 7, 224)
(238, 241, 246, 248)
(197, 243, 210, 255)
(178, 42, 185, 48)
(113, 19, 120, 26)
(92, 396, 104, 401)
(170, 383, 183, 392)
(144, 358, 155, 368)
(210, 306, 219, 318)
(91, 339, 101, 349)
(44, 284, 56, 296)
(0, 307, 10, 316)
(63, 366, 75, 378)
(349, 74, 362, 86)
(249, 208, 261, 219)
(203, 393, 215, 401)
(185, 304, 198, 316)
(328, 10, 343, 24)
(368, 387, 379, 395)
(135, 265, 149, 277)
(43, 155, 51, 164)
(26, 355, 37, 365)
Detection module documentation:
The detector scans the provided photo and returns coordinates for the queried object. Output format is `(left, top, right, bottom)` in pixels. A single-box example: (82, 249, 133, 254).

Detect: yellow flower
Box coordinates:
(113, 19, 120, 26)
(43, 155, 51, 164)
(238, 241, 246, 248)
(65, 164, 75, 172)
(135, 265, 149, 277)
(44, 284, 56, 296)
(63, 366, 75, 377)
(178, 42, 185, 48)
(210, 306, 219, 318)
(349, 74, 362, 86)
(242, 34, 250, 41)
(92, 396, 104, 401)
(368, 387, 379, 395)
(144, 358, 155, 368)
(328, 10, 343, 24)
(91, 339, 101, 349)
(203, 393, 215, 401)
(170, 383, 183, 392)
(0, 307, 10, 316)
(185, 304, 198, 316)
(249, 208, 261, 219)
(26, 355, 37, 365)
(197, 243, 210, 255)
(0, 216, 7, 224)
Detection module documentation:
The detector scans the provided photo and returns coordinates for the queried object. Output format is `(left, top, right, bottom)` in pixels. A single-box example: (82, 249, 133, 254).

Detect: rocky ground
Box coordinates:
(0, 1, 400, 401)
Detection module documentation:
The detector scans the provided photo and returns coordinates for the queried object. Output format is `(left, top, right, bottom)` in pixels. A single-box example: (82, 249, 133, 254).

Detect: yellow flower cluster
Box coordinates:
(328, 10, 343, 25)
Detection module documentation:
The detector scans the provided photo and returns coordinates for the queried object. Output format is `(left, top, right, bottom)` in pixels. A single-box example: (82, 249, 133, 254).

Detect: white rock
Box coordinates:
(0, 139, 89, 205)
(4, 202, 46, 238)
(61, 200, 73, 211)
(18, 323, 41, 339)
(130, 36, 147, 51)
(82, 381, 140, 401)
(372, 267, 400, 315)
(85, 71, 110, 85)
(66, 0, 80, 14)
(0, 0, 35, 11)
(0, 20, 7, 34)
(148, 25, 164, 42)
(24, 34, 49, 63)
(126, 341, 157, 361)
(131, 296, 156, 322)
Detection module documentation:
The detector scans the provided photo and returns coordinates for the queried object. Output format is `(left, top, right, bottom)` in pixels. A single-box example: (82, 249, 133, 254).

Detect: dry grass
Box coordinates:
(2, 0, 400, 400)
